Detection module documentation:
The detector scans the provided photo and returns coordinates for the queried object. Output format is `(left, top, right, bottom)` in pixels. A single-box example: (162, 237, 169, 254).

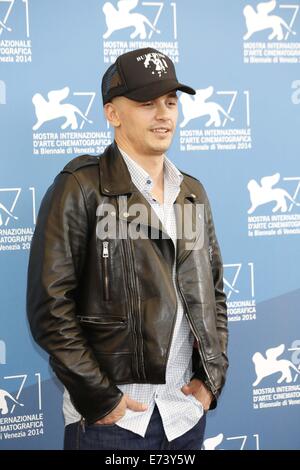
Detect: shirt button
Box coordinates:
(146, 179, 151, 185)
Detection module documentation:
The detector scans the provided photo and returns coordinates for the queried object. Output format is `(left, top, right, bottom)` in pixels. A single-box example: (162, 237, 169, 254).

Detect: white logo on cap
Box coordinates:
(141, 52, 168, 77)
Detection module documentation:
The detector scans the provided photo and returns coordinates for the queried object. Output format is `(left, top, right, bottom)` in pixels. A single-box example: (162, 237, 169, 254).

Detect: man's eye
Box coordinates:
(142, 102, 153, 106)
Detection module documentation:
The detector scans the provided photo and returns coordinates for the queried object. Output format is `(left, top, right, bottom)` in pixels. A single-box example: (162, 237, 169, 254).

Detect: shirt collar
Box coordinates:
(119, 148, 183, 194)
(163, 154, 183, 188)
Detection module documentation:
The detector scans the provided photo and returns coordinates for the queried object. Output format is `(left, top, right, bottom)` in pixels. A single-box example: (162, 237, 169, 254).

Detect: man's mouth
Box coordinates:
(150, 127, 171, 134)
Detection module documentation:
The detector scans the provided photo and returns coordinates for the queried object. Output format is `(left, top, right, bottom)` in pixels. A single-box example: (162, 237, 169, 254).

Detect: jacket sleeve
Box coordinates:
(205, 194, 229, 371)
(192, 189, 229, 407)
(26, 171, 123, 424)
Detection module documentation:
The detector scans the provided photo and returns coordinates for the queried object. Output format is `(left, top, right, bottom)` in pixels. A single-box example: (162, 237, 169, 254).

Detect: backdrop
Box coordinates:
(0, 0, 299, 450)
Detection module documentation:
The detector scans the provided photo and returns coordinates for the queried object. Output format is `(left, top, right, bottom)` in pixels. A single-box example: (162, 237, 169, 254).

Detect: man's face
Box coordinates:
(105, 92, 178, 158)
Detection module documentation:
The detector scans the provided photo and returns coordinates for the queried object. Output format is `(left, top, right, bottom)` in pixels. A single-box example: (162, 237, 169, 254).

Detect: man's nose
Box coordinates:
(155, 102, 169, 120)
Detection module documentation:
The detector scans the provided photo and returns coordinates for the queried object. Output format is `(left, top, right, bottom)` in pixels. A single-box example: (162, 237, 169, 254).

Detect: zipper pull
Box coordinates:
(80, 417, 86, 433)
(208, 245, 213, 263)
(102, 241, 109, 258)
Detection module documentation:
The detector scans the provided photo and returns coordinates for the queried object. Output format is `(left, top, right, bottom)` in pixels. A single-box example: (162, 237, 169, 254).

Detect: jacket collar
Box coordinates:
(99, 142, 196, 202)
(98, 143, 202, 260)
(99, 142, 137, 196)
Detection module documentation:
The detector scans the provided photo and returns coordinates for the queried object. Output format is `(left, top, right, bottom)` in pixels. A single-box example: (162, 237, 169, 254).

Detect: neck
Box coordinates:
(116, 140, 165, 186)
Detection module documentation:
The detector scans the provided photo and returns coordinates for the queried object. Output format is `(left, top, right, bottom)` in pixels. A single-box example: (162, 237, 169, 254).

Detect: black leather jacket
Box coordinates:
(27, 143, 228, 424)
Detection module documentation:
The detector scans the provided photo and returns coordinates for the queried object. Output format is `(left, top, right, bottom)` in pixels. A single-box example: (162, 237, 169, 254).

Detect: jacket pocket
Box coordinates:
(77, 315, 127, 327)
(77, 316, 131, 359)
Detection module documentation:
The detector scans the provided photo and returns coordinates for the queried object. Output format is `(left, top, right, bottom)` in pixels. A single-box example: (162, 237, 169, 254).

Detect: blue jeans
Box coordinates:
(64, 405, 206, 450)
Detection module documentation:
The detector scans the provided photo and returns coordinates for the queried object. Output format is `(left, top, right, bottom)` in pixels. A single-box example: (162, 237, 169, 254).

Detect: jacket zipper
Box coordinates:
(163, 246, 179, 372)
(127, 238, 146, 380)
(102, 241, 110, 301)
(119, 220, 144, 381)
(164, 293, 178, 370)
(176, 274, 217, 396)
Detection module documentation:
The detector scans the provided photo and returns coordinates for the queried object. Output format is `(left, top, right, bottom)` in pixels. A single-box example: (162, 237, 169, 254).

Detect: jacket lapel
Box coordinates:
(98, 143, 203, 261)
(175, 180, 203, 266)
(99, 142, 167, 238)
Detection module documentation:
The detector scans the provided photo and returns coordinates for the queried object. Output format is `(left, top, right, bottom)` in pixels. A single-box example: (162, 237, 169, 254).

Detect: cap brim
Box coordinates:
(123, 79, 196, 102)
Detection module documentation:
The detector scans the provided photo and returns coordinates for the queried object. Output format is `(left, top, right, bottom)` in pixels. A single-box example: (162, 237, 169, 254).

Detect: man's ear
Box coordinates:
(104, 102, 120, 128)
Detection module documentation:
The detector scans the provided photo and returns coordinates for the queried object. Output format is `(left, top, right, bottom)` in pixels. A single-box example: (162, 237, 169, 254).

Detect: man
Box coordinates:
(27, 47, 228, 450)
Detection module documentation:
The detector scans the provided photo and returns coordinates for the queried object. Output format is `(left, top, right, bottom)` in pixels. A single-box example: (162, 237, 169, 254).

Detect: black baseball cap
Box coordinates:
(101, 47, 195, 105)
